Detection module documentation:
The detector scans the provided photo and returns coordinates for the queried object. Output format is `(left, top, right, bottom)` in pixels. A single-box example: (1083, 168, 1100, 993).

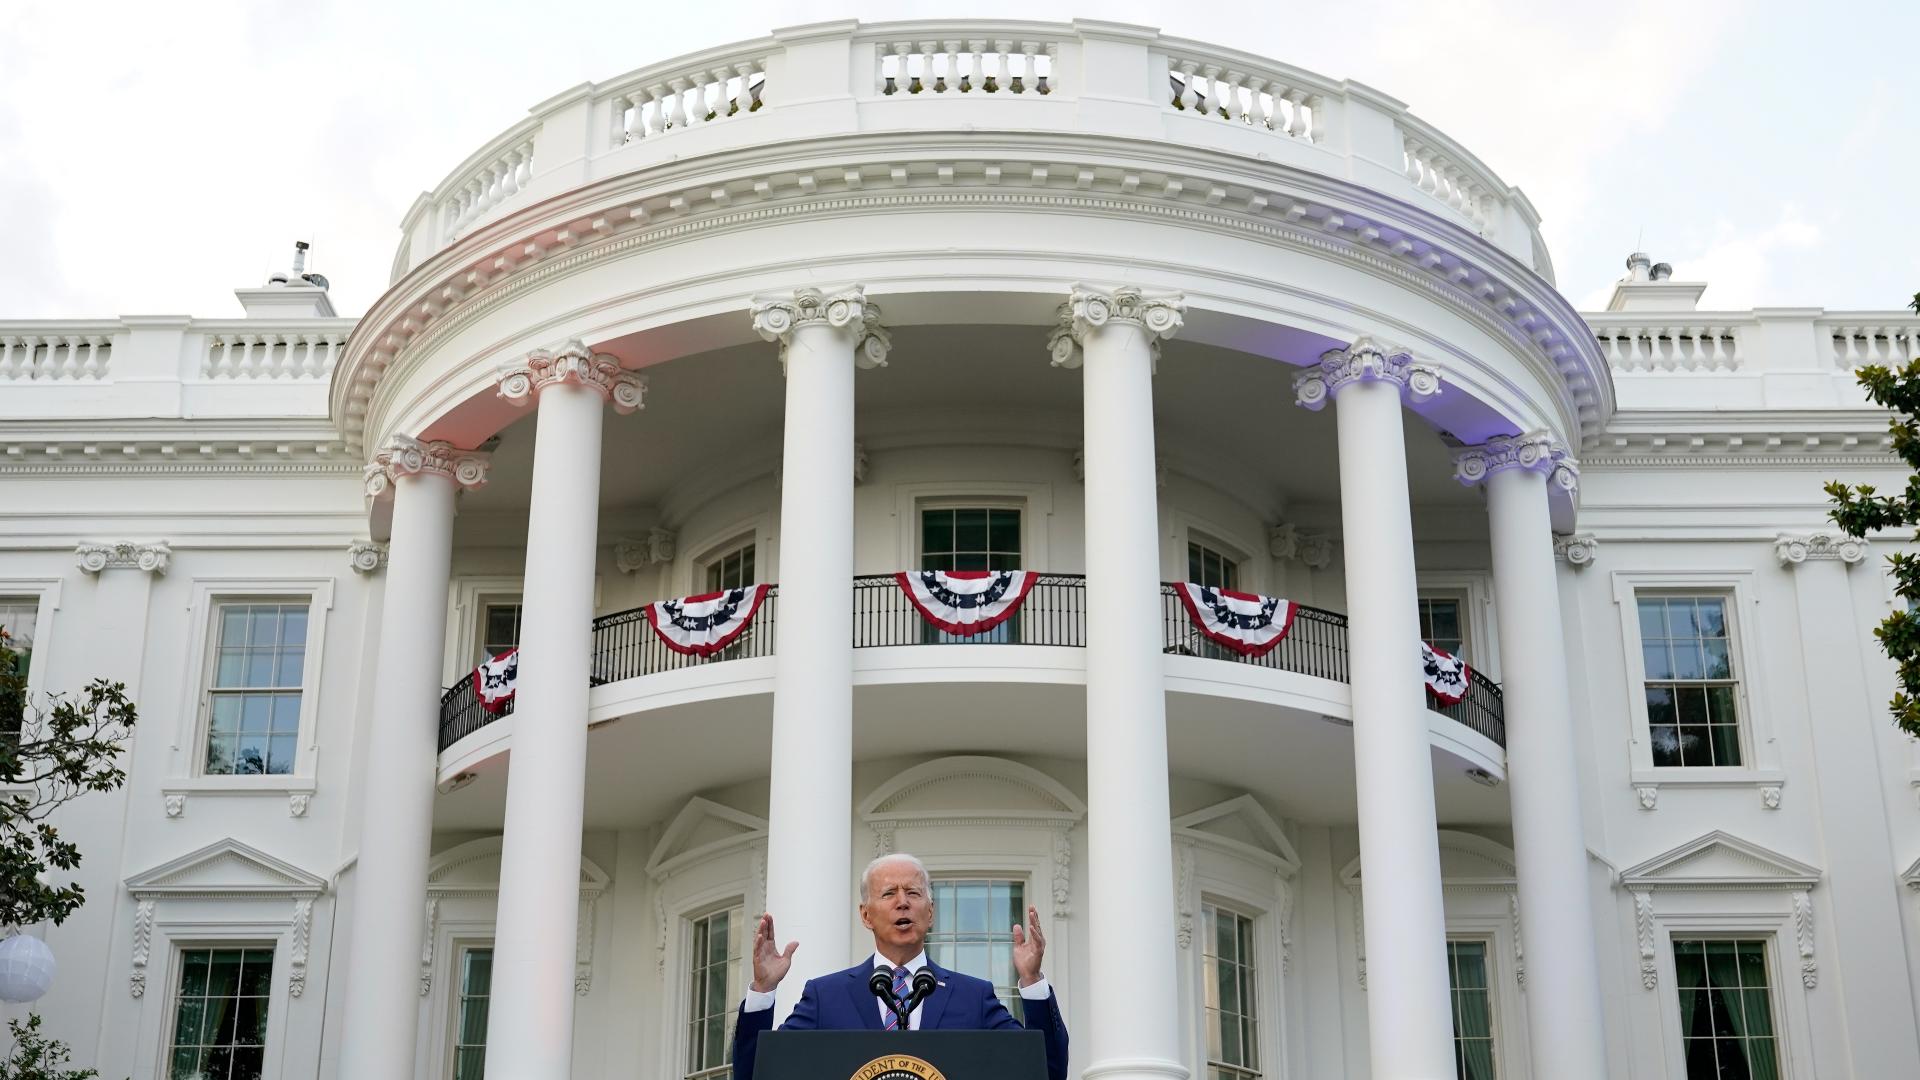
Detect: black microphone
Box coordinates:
(902, 969, 939, 1018)
(868, 968, 908, 1029)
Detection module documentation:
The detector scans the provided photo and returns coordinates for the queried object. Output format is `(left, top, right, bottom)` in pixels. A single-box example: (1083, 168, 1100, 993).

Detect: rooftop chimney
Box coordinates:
(1605, 252, 1706, 312)
(240, 240, 336, 318)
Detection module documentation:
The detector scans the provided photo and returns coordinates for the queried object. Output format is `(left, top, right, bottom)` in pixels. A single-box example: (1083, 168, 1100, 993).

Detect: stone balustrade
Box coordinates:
(391, 19, 1552, 277)
(201, 325, 349, 380)
(1587, 309, 1920, 410)
(0, 326, 117, 382)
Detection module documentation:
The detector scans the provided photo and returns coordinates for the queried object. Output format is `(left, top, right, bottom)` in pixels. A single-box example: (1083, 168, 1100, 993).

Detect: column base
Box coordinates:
(1080, 1057, 1191, 1080)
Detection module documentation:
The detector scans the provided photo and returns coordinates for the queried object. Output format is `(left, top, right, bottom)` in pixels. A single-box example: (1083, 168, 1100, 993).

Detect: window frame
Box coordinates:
(1415, 572, 1496, 675)
(1610, 571, 1783, 793)
(682, 900, 747, 1080)
(170, 577, 332, 792)
(916, 501, 1027, 572)
(700, 539, 758, 593)
(0, 580, 60, 788)
(1199, 899, 1263, 1080)
(925, 875, 1030, 1015)
(134, 925, 295, 1080)
(1187, 535, 1243, 592)
(1444, 935, 1502, 1080)
(890, 483, 1051, 571)
(1667, 935, 1785, 1080)
(1635, 593, 1745, 769)
(1646, 917, 1809, 1079)
(200, 601, 313, 779)
(445, 940, 494, 1080)
(163, 942, 279, 1080)
(1169, 513, 1264, 596)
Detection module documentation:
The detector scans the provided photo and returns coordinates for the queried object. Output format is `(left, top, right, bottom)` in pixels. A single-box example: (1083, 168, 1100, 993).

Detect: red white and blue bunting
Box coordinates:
(895, 569, 1038, 636)
(1172, 583, 1299, 658)
(645, 584, 771, 657)
(1421, 641, 1471, 705)
(473, 648, 519, 714)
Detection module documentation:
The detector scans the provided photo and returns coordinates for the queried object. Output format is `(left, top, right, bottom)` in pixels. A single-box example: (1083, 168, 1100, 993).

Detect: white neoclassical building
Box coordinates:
(5, 18, 1920, 1080)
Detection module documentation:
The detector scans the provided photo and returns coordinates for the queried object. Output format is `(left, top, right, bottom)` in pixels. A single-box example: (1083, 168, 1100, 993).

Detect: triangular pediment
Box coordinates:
(1903, 857, 1920, 889)
(126, 838, 325, 899)
(1620, 831, 1820, 891)
(429, 836, 609, 895)
(1340, 831, 1515, 889)
(646, 797, 767, 880)
(860, 756, 1085, 823)
(1173, 795, 1300, 875)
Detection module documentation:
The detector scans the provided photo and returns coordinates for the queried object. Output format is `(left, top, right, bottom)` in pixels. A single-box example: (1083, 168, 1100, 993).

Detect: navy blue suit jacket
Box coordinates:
(731, 960, 1068, 1080)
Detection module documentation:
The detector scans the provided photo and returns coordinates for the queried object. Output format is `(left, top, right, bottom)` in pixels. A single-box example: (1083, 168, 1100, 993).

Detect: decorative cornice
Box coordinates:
(1269, 522, 1334, 569)
(1774, 532, 1870, 568)
(614, 527, 676, 574)
(1453, 431, 1579, 497)
(76, 541, 170, 576)
(497, 339, 646, 412)
(1046, 284, 1185, 370)
(1553, 533, 1598, 569)
(1294, 336, 1440, 410)
(347, 540, 388, 575)
(363, 434, 491, 504)
(749, 286, 892, 371)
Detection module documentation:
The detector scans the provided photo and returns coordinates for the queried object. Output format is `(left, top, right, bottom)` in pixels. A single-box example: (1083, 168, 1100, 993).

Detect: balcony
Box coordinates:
(437, 574, 1505, 753)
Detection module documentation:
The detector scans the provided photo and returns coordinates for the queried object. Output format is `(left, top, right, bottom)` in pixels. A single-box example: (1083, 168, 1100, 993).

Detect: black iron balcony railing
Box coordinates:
(438, 575, 1505, 752)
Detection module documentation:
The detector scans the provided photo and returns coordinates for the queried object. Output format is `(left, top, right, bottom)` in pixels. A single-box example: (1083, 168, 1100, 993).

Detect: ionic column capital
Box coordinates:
(1046, 284, 1185, 369)
(1775, 532, 1870, 569)
(1553, 532, 1599, 569)
(1293, 336, 1441, 410)
(749, 286, 892, 370)
(1453, 431, 1580, 497)
(364, 434, 491, 503)
(497, 340, 647, 413)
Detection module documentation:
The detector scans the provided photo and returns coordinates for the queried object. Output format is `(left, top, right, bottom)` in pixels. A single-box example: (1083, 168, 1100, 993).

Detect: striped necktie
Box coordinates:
(882, 965, 911, 1030)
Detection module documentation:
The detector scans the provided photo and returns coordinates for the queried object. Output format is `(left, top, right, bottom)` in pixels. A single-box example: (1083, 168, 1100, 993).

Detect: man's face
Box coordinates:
(859, 862, 934, 956)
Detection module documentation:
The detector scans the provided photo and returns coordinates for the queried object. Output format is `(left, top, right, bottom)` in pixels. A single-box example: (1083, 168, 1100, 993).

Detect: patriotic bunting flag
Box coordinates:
(1172, 583, 1299, 658)
(895, 569, 1038, 636)
(1422, 641, 1471, 705)
(474, 648, 519, 713)
(645, 584, 771, 657)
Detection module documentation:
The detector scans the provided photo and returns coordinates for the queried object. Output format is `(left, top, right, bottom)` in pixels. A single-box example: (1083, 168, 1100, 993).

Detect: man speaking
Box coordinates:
(732, 853, 1069, 1080)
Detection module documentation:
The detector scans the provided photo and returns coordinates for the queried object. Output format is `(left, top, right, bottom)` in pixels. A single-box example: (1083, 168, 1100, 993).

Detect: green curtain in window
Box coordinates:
(1450, 944, 1496, 1080)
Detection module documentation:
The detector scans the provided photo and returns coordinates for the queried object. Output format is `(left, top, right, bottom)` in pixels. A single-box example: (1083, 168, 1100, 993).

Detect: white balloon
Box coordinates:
(0, 934, 56, 1003)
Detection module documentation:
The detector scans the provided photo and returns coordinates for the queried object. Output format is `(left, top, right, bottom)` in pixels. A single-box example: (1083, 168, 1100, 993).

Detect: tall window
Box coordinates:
(205, 602, 308, 776)
(705, 544, 755, 592)
(1673, 939, 1779, 1080)
(1202, 903, 1259, 1080)
(921, 507, 1022, 571)
(686, 906, 743, 1080)
(1419, 597, 1466, 659)
(480, 601, 522, 663)
(1639, 595, 1741, 767)
(1447, 939, 1498, 1080)
(926, 878, 1026, 1014)
(920, 507, 1023, 643)
(0, 598, 32, 742)
(451, 947, 492, 1080)
(167, 946, 273, 1080)
(1188, 542, 1239, 591)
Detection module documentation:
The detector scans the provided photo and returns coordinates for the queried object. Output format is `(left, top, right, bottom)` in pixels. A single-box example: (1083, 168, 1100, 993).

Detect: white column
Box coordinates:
(1295, 339, 1455, 1078)
(750, 286, 890, 1017)
(337, 437, 489, 1080)
(1050, 285, 1189, 1080)
(1455, 434, 1610, 1080)
(483, 343, 645, 1079)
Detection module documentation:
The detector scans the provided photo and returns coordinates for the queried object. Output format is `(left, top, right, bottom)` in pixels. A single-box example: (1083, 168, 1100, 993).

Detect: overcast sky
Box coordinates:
(2, 0, 1913, 320)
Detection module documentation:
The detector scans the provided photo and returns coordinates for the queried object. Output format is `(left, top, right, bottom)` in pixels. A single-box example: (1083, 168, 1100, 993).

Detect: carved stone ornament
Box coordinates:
(346, 540, 388, 575)
(1634, 890, 1658, 989)
(288, 792, 312, 818)
(616, 527, 677, 573)
(1636, 786, 1658, 811)
(749, 286, 892, 371)
(1294, 336, 1441, 411)
(365, 434, 491, 503)
(1453, 430, 1580, 497)
(75, 541, 171, 576)
(1047, 284, 1185, 370)
(163, 793, 185, 818)
(1761, 785, 1783, 811)
(1554, 533, 1598, 569)
(498, 340, 647, 413)
(1268, 523, 1335, 569)
(1774, 532, 1870, 568)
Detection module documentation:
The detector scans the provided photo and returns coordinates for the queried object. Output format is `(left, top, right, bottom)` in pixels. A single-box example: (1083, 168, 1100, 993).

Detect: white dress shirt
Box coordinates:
(741, 950, 1052, 1028)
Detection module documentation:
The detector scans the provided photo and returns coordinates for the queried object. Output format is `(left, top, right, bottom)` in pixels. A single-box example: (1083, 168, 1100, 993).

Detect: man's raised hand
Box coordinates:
(1011, 905, 1046, 987)
(750, 912, 798, 993)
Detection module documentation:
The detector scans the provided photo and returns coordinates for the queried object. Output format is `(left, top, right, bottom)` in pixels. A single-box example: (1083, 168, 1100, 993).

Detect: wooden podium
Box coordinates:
(750, 1029, 1048, 1079)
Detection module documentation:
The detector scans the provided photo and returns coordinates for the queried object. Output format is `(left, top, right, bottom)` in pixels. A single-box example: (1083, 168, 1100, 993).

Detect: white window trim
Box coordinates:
(1441, 925, 1524, 1078)
(0, 578, 62, 798)
(143, 930, 296, 1080)
(439, 936, 496, 1080)
(1416, 571, 1496, 676)
(892, 482, 1052, 571)
(1645, 919, 1809, 1079)
(1610, 570, 1785, 792)
(1172, 511, 1265, 594)
(680, 514, 771, 597)
(669, 888, 751, 1080)
(167, 577, 333, 794)
(443, 576, 522, 687)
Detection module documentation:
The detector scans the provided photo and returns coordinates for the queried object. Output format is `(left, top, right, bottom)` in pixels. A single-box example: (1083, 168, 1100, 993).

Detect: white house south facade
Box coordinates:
(4, 18, 1919, 1080)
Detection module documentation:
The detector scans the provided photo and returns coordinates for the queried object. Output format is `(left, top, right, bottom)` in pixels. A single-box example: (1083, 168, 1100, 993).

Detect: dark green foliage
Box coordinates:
(1825, 291, 1920, 736)
(0, 1014, 100, 1080)
(0, 628, 136, 927)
